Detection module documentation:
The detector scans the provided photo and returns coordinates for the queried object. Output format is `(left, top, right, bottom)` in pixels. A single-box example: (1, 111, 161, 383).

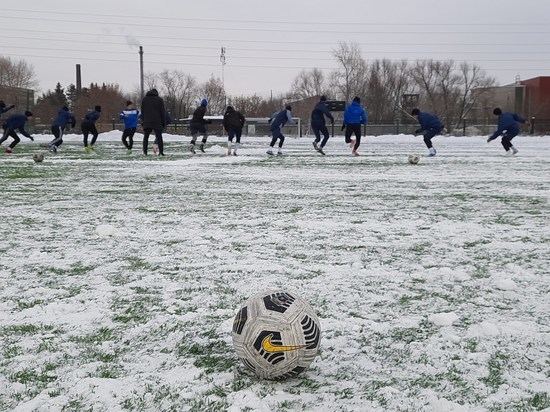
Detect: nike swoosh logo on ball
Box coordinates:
(261, 334, 305, 353)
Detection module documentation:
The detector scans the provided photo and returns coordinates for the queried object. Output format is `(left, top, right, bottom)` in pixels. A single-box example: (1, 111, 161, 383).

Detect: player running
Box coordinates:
(0, 111, 34, 153)
(48, 106, 76, 152)
(411, 108, 444, 157)
(342, 97, 367, 156)
(311, 95, 334, 155)
(267, 105, 296, 156)
(487, 107, 527, 156)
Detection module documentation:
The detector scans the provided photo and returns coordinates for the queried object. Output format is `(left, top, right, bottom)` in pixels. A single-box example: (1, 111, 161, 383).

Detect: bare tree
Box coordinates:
(0, 56, 38, 89)
(158, 69, 197, 120)
(228, 94, 266, 117)
(411, 59, 497, 129)
(329, 42, 368, 103)
(143, 71, 158, 92)
(454, 62, 496, 128)
(290, 68, 328, 100)
(366, 59, 412, 123)
(197, 75, 226, 115)
(410, 60, 461, 126)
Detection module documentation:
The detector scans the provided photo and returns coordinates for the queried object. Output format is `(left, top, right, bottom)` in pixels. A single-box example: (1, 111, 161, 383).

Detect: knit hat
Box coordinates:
(285, 105, 292, 111)
(95, 105, 102, 112)
(493, 107, 502, 115)
(411, 108, 420, 116)
(353, 96, 361, 103)
(320, 95, 327, 101)
(25, 111, 33, 117)
(201, 98, 208, 106)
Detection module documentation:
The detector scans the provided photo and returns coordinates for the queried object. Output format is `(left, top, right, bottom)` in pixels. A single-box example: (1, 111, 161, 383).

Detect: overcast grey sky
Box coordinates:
(2, 0, 550, 97)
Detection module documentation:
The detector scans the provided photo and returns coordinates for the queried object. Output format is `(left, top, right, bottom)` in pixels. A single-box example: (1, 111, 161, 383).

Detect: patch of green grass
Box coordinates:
(35, 263, 96, 277)
(398, 294, 423, 305)
(480, 351, 510, 390)
(464, 337, 480, 353)
(2, 344, 21, 360)
(126, 256, 153, 270)
(463, 239, 491, 248)
(180, 340, 237, 374)
(11, 368, 57, 385)
(71, 327, 116, 345)
(408, 242, 432, 254)
(16, 299, 44, 310)
(1, 324, 59, 336)
(529, 392, 550, 409)
(185, 397, 230, 412)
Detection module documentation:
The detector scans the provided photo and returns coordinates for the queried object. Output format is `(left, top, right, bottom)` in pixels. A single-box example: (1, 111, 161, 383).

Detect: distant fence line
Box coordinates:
(32, 118, 550, 137)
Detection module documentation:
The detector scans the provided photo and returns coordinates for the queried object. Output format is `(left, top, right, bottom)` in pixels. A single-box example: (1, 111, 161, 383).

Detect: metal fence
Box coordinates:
(31, 118, 550, 137)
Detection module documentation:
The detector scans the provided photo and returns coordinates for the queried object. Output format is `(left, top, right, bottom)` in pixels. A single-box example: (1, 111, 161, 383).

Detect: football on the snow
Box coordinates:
(232, 290, 321, 380)
(33, 153, 45, 163)
(408, 154, 420, 164)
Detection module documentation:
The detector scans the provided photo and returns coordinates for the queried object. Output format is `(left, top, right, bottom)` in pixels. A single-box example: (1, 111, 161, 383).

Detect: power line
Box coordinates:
(2, 51, 548, 72)
(3, 45, 550, 62)
(3, 27, 550, 50)
(5, 36, 550, 55)
(6, 34, 550, 49)
(2, 7, 550, 27)
(1, 16, 549, 35)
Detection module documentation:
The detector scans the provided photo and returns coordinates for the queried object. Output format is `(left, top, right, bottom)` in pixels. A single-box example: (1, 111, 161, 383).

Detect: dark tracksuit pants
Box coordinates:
(190, 123, 208, 145)
(49, 126, 64, 147)
(270, 127, 285, 148)
(227, 128, 242, 143)
(143, 128, 164, 155)
(81, 123, 98, 147)
(501, 130, 519, 151)
(423, 127, 443, 149)
(345, 124, 361, 151)
(0, 128, 20, 149)
(122, 127, 136, 149)
(312, 124, 330, 148)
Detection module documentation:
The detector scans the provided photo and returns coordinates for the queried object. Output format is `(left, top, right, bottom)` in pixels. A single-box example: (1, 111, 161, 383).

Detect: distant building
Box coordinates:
(470, 76, 550, 133)
(0, 85, 34, 112)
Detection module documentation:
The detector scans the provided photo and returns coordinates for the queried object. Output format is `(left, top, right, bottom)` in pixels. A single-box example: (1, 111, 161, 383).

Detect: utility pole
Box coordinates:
(139, 46, 144, 101)
(220, 46, 226, 107)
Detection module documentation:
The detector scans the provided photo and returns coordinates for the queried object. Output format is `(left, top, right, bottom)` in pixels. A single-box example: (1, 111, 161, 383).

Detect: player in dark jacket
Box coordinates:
(189, 98, 211, 154)
(0, 111, 34, 153)
(411, 108, 444, 157)
(48, 106, 76, 152)
(141, 89, 166, 156)
(487, 107, 526, 156)
(342, 97, 367, 156)
(311, 95, 334, 155)
(267, 105, 296, 155)
(81, 105, 101, 153)
(223, 106, 245, 156)
(119, 100, 139, 154)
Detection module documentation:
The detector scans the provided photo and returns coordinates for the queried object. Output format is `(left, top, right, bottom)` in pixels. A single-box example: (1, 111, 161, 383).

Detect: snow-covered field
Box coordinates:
(0, 132, 549, 412)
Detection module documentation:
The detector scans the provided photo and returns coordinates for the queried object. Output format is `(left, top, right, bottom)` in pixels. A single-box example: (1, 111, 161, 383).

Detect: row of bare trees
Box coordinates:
(290, 43, 496, 130)
(137, 71, 282, 120)
(3, 44, 496, 131)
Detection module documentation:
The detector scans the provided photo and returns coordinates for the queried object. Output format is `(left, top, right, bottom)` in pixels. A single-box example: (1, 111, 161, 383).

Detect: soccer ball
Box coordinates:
(232, 290, 321, 380)
(408, 154, 420, 164)
(33, 153, 45, 163)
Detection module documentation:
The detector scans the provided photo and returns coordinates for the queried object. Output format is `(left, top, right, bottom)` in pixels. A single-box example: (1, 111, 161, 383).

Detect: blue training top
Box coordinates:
(119, 108, 139, 129)
(343, 101, 367, 125)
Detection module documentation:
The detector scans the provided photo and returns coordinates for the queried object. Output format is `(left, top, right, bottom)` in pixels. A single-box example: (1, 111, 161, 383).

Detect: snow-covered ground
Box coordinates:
(0, 132, 549, 411)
